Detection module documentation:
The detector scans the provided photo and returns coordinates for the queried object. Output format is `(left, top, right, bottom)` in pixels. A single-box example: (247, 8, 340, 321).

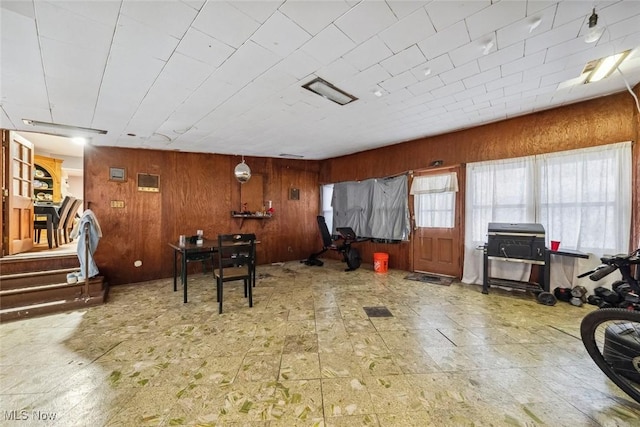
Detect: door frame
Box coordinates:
(410, 164, 465, 277)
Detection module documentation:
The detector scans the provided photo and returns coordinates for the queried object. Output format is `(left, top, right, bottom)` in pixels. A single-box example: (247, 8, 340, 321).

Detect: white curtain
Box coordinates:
(411, 173, 459, 228)
(462, 156, 536, 285)
(462, 142, 632, 287)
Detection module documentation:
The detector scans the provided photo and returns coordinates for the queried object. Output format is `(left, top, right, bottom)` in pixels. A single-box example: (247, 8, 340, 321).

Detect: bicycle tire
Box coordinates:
(580, 308, 640, 403)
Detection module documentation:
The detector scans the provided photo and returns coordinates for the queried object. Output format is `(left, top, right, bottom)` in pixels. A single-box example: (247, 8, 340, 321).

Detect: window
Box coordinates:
(321, 184, 334, 234)
(462, 142, 632, 285)
(411, 172, 459, 228)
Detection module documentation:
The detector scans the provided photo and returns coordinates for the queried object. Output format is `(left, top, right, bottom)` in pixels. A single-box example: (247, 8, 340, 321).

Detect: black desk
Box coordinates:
(34, 205, 59, 249)
(169, 238, 259, 303)
(482, 246, 589, 295)
(168, 239, 216, 303)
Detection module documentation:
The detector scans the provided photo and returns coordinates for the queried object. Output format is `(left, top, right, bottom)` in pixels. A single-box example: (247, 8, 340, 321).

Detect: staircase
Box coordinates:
(0, 254, 108, 322)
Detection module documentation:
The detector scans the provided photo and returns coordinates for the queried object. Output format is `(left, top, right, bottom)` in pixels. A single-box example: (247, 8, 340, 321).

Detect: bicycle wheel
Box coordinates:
(580, 308, 640, 403)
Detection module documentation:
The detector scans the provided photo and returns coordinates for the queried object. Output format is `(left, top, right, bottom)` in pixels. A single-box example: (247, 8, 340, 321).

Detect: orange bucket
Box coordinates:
(373, 253, 389, 273)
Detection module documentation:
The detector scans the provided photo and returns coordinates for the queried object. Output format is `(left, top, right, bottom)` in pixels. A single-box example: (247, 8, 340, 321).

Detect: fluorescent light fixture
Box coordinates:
(22, 119, 107, 135)
(584, 50, 631, 83)
(279, 153, 304, 159)
(302, 77, 357, 106)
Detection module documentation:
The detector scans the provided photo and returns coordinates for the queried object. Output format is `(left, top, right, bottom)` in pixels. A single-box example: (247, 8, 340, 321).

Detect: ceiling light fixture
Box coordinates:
(22, 119, 107, 135)
(234, 156, 251, 183)
(584, 50, 630, 83)
(302, 77, 358, 106)
(584, 8, 604, 43)
(279, 153, 304, 159)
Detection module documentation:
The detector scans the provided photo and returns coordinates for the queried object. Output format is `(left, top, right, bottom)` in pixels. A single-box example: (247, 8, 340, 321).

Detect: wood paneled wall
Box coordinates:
(320, 91, 640, 271)
(84, 149, 320, 285)
(84, 90, 638, 284)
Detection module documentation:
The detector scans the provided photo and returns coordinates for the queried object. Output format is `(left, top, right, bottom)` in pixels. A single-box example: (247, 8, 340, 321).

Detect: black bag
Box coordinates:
(554, 287, 572, 302)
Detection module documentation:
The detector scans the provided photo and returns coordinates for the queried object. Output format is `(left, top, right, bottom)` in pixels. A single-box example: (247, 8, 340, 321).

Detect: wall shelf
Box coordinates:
(231, 212, 272, 228)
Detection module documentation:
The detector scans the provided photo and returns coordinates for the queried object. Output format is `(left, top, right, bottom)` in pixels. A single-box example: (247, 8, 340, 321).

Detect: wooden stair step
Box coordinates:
(0, 268, 81, 291)
(0, 277, 105, 310)
(0, 289, 108, 323)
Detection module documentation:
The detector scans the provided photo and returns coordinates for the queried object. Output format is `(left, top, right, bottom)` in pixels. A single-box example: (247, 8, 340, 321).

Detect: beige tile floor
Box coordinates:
(1, 260, 640, 426)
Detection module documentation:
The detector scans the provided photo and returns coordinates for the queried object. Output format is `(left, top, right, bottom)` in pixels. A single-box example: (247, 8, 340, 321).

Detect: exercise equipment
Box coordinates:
(302, 216, 367, 271)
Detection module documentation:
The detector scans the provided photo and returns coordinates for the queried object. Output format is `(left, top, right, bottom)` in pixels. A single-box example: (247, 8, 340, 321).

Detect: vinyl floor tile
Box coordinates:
(1, 260, 638, 426)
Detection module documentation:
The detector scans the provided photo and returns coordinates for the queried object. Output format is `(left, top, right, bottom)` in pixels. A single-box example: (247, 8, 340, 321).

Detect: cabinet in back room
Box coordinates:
(33, 154, 63, 203)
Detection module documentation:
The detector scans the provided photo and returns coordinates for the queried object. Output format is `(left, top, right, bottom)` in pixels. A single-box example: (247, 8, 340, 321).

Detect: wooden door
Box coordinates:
(412, 166, 464, 278)
(2, 131, 34, 255)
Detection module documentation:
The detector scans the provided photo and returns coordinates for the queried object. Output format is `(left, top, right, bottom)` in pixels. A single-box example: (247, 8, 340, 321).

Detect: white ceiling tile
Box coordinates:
(335, 0, 398, 44)
(380, 70, 418, 92)
(343, 36, 394, 71)
(478, 42, 525, 72)
(496, 4, 557, 49)
(454, 84, 487, 101)
(317, 59, 360, 84)
(540, 67, 583, 87)
(380, 45, 426, 76)
(342, 64, 392, 90)
(501, 50, 545, 76)
(230, 1, 283, 23)
(5, 0, 640, 160)
(161, 52, 216, 90)
(524, 18, 582, 55)
(431, 81, 466, 99)
(463, 67, 501, 89)
(121, 1, 197, 39)
(466, 1, 527, 40)
(176, 28, 236, 67)
(407, 76, 444, 96)
(301, 25, 356, 65)
(439, 60, 480, 85)
(113, 15, 180, 61)
(250, 11, 311, 57)
(34, 1, 116, 50)
(270, 50, 321, 80)
(409, 54, 454, 80)
(212, 41, 280, 87)
(386, 1, 430, 19)
(379, 7, 435, 53)
(448, 34, 496, 67)
(485, 72, 523, 92)
(425, 0, 491, 31)
(39, 38, 107, 81)
(606, 14, 640, 41)
(417, 20, 470, 59)
(279, 0, 351, 35)
(38, 0, 120, 27)
(192, 1, 260, 48)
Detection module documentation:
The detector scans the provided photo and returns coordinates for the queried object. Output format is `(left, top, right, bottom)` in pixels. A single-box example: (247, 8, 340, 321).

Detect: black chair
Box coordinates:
(34, 196, 74, 248)
(213, 233, 256, 314)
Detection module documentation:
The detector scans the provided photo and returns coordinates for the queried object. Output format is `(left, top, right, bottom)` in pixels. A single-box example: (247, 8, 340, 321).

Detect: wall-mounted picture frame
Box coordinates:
(289, 187, 300, 200)
(137, 173, 160, 192)
(109, 167, 127, 182)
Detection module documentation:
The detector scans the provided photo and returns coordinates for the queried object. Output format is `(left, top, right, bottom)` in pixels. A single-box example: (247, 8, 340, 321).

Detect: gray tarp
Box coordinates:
(332, 175, 410, 241)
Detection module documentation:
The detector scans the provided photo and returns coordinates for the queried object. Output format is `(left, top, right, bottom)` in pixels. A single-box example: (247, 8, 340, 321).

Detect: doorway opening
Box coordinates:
(2, 131, 83, 258)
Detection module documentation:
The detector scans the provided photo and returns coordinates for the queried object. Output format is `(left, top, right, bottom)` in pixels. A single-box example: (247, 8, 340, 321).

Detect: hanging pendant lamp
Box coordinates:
(234, 156, 251, 183)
